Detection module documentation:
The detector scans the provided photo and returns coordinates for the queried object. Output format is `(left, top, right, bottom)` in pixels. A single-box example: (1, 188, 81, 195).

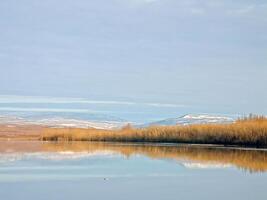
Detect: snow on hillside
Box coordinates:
(0, 115, 128, 130)
(142, 114, 235, 127)
(0, 113, 237, 129)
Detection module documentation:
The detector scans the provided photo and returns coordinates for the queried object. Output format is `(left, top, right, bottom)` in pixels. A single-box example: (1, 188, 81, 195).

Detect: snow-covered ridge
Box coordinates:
(26, 118, 127, 129)
(0, 113, 237, 129)
(0, 115, 128, 130)
(183, 114, 233, 120)
(142, 114, 236, 127)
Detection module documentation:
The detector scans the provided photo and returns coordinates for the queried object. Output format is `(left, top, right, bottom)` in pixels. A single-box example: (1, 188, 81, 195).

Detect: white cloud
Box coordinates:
(0, 95, 185, 108)
(225, 3, 267, 21)
(228, 5, 255, 15)
(190, 7, 206, 15)
(124, 0, 160, 5)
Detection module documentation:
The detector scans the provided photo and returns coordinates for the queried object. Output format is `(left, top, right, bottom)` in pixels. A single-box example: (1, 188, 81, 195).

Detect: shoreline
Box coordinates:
(1, 116, 267, 149)
(42, 141, 267, 151)
(1, 138, 267, 151)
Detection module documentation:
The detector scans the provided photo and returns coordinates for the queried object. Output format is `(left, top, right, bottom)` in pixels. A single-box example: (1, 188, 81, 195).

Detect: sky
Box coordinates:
(0, 0, 267, 121)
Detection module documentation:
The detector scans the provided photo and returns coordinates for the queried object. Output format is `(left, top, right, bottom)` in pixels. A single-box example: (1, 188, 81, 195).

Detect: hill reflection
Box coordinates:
(38, 142, 267, 173)
(1, 141, 267, 173)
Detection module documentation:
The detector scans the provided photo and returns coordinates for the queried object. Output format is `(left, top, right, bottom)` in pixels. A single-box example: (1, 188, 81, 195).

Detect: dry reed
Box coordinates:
(41, 116, 267, 148)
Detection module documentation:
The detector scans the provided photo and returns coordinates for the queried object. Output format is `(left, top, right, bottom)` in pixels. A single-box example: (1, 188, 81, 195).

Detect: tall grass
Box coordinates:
(41, 116, 267, 147)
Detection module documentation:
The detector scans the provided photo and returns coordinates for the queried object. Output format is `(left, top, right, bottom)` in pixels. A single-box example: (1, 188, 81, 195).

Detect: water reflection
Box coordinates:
(0, 141, 267, 173)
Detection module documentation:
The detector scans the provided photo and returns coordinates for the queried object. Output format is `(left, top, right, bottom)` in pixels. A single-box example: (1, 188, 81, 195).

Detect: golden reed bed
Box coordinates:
(42, 116, 267, 148)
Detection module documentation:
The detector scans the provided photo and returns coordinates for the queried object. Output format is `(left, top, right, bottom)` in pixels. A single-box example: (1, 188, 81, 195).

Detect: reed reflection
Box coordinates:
(0, 141, 267, 173)
(42, 142, 267, 173)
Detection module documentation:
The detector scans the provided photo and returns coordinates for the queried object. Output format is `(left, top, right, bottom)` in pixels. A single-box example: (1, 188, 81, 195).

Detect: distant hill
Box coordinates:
(140, 114, 235, 127)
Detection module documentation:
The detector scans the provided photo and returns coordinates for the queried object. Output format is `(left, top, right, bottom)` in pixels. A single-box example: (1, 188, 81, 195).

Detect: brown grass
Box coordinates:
(41, 116, 267, 148)
(0, 125, 44, 141)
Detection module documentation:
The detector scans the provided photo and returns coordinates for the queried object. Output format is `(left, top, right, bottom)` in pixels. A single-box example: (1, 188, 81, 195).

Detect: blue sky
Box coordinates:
(0, 0, 267, 119)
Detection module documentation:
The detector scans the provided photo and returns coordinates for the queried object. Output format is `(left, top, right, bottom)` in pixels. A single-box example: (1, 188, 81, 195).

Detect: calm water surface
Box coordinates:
(0, 141, 267, 200)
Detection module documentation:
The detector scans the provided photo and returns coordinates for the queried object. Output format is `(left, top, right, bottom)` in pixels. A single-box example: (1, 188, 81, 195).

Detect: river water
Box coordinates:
(0, 141, 266, 200)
